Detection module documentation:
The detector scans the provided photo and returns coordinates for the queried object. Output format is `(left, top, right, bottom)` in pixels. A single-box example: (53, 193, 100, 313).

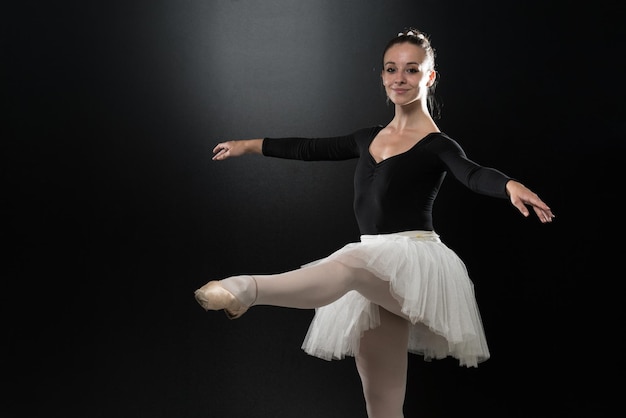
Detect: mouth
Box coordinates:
(391, 89, 409, 94)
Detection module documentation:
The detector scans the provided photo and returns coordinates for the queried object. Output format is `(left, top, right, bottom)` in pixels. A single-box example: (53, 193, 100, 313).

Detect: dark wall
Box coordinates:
(6, 1, 623, 417)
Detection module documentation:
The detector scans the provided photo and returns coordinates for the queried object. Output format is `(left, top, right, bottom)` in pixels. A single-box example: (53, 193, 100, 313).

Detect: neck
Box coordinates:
(389, 100, 436, 131)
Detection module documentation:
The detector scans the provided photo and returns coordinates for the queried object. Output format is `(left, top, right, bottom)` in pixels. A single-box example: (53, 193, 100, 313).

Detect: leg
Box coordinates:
(254, 262, 407, 317)
(196, 261, 357, 314)
(197, 260, 411, 317)
(253, 261, 355, 308)
(355, 307, 409, 418)
(195, 262, 355, 317)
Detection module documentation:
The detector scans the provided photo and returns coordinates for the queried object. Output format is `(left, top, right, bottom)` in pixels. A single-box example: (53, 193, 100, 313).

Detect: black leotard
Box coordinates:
(262, 126, 512, 235)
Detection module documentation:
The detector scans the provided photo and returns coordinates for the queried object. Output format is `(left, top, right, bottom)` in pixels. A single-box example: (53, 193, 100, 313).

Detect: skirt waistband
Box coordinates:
(360, 230, 441, 242)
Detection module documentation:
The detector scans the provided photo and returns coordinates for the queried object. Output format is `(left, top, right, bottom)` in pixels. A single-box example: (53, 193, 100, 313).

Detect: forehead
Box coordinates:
(383, 42, 426, 64)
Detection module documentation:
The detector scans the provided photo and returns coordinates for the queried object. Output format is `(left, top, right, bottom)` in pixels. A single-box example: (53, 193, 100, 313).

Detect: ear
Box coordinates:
(426, 70, 437, 87)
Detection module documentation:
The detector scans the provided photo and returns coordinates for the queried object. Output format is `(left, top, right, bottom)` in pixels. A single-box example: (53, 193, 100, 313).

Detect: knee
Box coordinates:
(325, 260, 358, 287)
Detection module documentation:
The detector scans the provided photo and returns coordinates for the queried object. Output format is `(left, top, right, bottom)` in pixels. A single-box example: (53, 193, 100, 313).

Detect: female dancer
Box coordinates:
(195, 28, 554, 418)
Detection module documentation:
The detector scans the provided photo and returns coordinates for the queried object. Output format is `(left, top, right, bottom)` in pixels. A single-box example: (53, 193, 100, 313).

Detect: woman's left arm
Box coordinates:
(435, 135, 555, 223)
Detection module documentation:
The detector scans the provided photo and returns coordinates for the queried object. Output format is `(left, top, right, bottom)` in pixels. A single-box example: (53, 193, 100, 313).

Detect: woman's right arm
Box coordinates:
(212, 139, 264, 161)
(213, 129, 367, 162)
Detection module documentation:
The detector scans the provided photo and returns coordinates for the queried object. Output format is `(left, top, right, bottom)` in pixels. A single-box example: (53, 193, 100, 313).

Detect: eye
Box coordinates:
(407, 68, 419, 74)
(385, 67, 396, 73)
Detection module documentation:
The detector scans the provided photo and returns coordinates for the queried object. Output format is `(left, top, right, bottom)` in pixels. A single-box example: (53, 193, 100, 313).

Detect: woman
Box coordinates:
(195, 28, 554, 418)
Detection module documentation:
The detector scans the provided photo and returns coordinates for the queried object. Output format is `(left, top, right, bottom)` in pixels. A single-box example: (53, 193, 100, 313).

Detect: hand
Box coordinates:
(212, 139, 263, 161)
(506, 180, 555, 223)
(212, 140, 244, 161)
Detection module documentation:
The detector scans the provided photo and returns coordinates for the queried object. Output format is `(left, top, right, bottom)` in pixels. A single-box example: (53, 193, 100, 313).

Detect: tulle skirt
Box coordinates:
(300, 230, 490, 368)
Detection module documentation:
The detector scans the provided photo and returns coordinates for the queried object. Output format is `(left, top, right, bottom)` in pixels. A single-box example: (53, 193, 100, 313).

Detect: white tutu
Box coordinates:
(300, 231, 490, 368)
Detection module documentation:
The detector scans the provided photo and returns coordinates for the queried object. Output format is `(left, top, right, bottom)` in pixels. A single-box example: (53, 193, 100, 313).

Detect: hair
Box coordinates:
(383, 27, 441, 119)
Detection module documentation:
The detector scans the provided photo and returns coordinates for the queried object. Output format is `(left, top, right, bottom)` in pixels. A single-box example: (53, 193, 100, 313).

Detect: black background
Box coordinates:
(5, 1, 624, 417)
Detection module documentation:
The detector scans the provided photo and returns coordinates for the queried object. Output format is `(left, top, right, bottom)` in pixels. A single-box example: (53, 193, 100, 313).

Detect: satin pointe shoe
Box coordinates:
(194, 280, 249, 319)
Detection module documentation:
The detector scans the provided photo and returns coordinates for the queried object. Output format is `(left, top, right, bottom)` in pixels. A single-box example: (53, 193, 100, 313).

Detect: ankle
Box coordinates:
(220, 275, 258, 307)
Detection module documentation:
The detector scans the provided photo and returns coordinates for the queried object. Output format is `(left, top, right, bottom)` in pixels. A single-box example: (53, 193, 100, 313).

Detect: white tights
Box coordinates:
(219, 260, 409, 418)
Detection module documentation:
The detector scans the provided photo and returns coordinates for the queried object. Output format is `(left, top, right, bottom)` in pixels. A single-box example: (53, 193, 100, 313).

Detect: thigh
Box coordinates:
(357, 307, 410, 366)
(355, 307, 409, 417)
(352, 268, 410, 320)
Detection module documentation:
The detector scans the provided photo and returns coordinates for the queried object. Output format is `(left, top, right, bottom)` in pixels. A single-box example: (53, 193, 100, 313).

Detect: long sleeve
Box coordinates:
(261, 129, 371, 161)
(433, 135, 512, 199)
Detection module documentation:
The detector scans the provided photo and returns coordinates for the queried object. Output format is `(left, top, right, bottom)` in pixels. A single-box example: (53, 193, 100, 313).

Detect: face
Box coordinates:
(381, 42, 436, 107)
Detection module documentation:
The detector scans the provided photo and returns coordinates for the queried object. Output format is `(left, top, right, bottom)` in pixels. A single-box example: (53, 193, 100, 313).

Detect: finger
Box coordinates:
(533, 206, 555, 223)
(511, 199, 530, 217)
(212, 149, 228, 160)
(212, 143, 230, 160)
(513, 194, 555, 222)
(527, 198, 555, 222)
(524, 193, 553, 212)
(529, 206, 543, 222)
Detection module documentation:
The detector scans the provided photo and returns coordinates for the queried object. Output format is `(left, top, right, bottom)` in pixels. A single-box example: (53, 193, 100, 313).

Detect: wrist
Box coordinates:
(246, 139, 263, 155)
(505, 179, 516, 197)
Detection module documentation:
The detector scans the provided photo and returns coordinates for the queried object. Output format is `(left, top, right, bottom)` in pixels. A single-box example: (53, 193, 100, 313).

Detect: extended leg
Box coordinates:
(195, 260, 411, 320)
(252, 261, 355, 308)
(253, 261, 407, 316)
(355, 307, 409, 418)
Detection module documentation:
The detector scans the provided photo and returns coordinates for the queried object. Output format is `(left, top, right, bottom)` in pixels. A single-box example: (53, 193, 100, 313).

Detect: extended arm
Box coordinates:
(435, 135, 555, 223)
(213, 130, 364, 162)
(212, 132, 360, 161)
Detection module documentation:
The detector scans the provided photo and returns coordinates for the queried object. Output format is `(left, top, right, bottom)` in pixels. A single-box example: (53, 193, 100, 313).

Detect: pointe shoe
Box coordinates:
(194, 281, 248, 319)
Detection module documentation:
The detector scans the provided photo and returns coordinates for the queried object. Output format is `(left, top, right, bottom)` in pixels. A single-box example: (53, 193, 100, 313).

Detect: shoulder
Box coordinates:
(355, 125, 384, 137)
(352, 125, 384, 142)
(424, 132, 465, 154)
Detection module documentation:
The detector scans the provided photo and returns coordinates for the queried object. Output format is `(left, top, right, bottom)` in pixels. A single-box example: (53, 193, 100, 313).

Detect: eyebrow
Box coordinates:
(384, 61, 421, 66)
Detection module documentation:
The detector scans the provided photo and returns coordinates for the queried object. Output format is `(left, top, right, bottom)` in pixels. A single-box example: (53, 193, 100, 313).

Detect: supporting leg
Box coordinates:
(355, 307, 409, 418)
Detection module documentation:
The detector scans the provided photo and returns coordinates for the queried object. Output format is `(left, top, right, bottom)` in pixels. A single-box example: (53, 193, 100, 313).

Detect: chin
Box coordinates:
(395, 99, 419, 107)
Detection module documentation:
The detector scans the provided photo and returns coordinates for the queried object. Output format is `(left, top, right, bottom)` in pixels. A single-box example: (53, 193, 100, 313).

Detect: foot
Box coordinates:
(194, 281, 248, 319)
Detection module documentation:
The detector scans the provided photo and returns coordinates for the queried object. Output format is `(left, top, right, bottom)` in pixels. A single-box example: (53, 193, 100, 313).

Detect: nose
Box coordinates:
(392, 72, 406, 85)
